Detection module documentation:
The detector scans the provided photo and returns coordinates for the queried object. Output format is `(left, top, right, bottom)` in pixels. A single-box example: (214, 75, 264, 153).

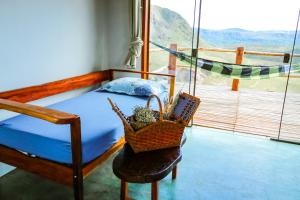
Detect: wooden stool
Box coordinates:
(112, 144, 182, 200)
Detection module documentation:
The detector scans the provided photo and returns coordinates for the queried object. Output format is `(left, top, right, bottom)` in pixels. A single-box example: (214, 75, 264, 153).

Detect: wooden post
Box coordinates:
(283, 53, 290, 64)
(168, 44, 177, 99)
(232, 47, 244, 91)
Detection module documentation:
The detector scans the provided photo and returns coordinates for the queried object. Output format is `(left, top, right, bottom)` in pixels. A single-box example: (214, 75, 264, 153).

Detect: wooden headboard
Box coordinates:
(0, 69, 175, 103)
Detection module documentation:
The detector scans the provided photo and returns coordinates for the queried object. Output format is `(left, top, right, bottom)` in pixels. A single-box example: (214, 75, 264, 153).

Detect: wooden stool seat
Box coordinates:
(112, 144, 182, 200)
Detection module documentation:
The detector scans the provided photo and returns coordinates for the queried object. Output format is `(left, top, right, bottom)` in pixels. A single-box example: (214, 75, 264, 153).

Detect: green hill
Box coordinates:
(150, 5, 300, 65)
(150, 5, 206, 48)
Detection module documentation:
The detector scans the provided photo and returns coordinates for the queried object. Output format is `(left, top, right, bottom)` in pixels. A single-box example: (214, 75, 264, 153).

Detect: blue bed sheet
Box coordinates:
(0, 91, 168, 164)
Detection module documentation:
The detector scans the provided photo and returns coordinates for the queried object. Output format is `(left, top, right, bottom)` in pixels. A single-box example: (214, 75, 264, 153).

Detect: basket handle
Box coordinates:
(146, 94, 163, 121)
(107, 98, 134, 132)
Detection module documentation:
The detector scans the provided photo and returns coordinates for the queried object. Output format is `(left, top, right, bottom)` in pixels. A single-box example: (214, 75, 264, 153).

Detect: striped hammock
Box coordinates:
(151, 41, 300, 79)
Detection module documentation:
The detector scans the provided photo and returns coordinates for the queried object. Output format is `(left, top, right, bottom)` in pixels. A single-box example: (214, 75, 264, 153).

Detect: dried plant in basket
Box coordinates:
(130, 106, 156, 130)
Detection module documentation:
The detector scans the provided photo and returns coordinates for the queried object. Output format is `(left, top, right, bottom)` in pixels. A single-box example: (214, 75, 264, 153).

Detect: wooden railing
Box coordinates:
(150, 46, 300, 57)
(150, 45, 300, 91)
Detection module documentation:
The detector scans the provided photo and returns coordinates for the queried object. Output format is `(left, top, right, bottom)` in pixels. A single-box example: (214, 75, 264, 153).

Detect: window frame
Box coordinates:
(141, 0, 151, 79)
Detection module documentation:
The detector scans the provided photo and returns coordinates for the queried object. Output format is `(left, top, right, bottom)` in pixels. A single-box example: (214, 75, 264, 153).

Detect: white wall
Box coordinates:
(101, 0, 143, 73)
(0, 0, 101, 92)
(0, 0, 131, 176)
(104, 0, 132, 69)
(0, 0, 132, 117)
(96, 0, 134, 70)
(0, 0, 132, 92)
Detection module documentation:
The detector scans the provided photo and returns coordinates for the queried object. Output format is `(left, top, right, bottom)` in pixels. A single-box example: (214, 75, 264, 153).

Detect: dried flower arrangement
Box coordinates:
(130, 106, 157, 130)
(129, 93, 186, 130)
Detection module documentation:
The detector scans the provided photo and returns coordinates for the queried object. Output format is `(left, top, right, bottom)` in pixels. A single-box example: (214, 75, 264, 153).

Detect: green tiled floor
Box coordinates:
(1, 127, 300, 200)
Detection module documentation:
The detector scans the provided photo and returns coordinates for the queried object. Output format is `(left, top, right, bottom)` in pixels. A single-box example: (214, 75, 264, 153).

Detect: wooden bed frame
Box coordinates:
(0, 69, 175, 200)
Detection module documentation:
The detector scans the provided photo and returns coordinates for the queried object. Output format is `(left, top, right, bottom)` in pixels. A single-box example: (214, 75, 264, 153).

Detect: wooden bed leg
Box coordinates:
(73, 174, 84, 200)
(71, 118, 84, 200)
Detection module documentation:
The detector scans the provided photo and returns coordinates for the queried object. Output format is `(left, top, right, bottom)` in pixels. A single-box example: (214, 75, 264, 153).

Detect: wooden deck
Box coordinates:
(187, 85, 300, 143)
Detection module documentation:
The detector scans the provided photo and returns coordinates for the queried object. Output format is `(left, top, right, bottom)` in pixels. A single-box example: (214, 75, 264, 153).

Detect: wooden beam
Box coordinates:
(0, 70, 111, 103)
(141, 0, 151, 79)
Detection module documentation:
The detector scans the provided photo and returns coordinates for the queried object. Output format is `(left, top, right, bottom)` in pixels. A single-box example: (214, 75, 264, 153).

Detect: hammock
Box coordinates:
(150, 41, 300, 79)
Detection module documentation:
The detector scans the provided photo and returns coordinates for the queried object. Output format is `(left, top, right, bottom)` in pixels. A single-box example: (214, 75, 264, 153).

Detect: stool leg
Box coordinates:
(121, 180, 128, 200)
(151, 181, 159, 200)
(172, 165, 177, 180)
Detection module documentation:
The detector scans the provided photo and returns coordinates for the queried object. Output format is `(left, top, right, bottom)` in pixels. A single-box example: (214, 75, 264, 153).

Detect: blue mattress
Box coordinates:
(0, 90, 167, 164)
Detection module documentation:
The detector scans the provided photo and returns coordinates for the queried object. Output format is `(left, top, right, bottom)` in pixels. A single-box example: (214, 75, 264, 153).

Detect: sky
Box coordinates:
(152, 0, 299, 31)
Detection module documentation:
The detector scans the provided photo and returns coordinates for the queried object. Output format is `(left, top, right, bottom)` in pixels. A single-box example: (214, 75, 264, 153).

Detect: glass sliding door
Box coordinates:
(191, 0, 299, 138)
(278, 11, 300, 143)
(148, 0, 197, 94)
(146, 0, 299, 141)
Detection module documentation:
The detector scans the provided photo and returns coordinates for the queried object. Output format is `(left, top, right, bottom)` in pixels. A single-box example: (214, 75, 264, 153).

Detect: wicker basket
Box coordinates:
(108, 94, 200, 153)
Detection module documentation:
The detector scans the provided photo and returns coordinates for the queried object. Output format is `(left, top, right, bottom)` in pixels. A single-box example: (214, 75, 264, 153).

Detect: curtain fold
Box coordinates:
(125, 0, 144, 69)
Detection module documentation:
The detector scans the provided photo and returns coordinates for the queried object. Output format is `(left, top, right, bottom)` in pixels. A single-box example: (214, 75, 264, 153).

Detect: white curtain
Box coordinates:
(125, 0, 144, 69)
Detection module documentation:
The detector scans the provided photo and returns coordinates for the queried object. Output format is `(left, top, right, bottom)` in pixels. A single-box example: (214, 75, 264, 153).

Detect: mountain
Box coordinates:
(200, 28, 298, 52)
(150, 5, 206, 48)
(150, 5, 299, 54)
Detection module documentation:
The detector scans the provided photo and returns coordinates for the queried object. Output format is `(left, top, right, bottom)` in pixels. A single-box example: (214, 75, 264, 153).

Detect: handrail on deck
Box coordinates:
(150, 47, 300, 58)
(150, 44, 300, 91)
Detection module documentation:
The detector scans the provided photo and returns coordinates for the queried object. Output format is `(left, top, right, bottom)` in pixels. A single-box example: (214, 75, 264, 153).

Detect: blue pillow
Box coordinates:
(99, 77, 168, 96)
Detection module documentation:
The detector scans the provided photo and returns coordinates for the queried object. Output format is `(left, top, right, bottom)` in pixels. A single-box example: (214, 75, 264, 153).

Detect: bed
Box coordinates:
(0, 69, 175, 200)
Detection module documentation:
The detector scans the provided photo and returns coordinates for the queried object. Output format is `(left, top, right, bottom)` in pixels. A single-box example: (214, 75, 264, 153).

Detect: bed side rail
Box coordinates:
(0, 70, 112, 103)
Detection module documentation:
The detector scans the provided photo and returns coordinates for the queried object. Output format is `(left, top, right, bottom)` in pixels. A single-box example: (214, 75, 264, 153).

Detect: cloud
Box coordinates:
(152, 0, 299, 31)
